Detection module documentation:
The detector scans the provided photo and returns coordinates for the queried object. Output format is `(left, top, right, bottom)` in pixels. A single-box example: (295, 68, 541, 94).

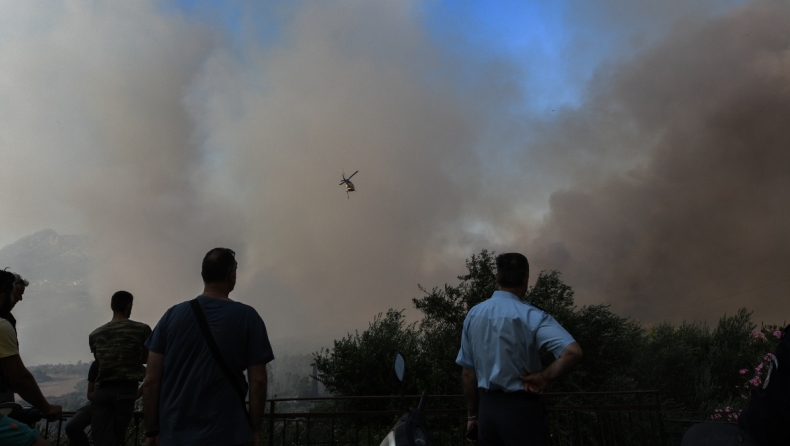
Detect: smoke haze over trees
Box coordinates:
(0, 0, 788, 365)
(315, 251, 782, 414)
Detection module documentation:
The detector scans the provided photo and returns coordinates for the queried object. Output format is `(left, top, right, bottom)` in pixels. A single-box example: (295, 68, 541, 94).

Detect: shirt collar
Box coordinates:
(492, 290, 522, 301)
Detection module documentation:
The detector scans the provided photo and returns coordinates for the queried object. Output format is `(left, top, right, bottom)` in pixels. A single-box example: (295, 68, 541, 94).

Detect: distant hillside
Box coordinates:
(0, 229, 93, 293)
(0, 230, 102, 365)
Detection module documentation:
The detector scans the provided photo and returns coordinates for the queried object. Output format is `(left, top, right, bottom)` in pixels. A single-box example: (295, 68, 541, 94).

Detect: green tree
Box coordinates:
(313, 250, 780, 416)
(633, 309, 769, 412)
(412, 250, 498, 396)
(315, 250, 642, 399)
(313, 309, 422, 403)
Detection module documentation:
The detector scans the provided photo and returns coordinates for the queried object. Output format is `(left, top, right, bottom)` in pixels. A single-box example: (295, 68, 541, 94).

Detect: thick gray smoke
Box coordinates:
(0, 0, 787, 364)
(529, 1, 790, 324)
(0, 1, 499, 362)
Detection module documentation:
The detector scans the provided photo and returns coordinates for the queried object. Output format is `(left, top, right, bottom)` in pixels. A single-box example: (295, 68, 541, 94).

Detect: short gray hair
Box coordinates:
(13, 273, 29, 287)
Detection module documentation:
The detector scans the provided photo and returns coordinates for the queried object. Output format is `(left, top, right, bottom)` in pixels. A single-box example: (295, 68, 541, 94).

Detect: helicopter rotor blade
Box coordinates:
(347, 170, 358, 179)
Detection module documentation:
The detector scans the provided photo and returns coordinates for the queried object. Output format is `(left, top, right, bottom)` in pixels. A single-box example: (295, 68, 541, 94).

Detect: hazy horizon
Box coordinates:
(2, 0, 789, 365)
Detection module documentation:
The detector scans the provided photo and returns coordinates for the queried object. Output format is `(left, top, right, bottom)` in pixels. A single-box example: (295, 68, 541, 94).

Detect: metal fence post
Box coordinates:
(269, 400, 275, 446)
(655, 391, 666, 446)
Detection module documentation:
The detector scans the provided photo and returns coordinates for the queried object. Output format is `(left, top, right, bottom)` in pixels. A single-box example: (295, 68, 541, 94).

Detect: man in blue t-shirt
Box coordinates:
(142, 248, 274, 446)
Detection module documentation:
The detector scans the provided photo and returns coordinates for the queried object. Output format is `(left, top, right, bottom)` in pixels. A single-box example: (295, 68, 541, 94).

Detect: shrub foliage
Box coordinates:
(313, 250, 780, 413)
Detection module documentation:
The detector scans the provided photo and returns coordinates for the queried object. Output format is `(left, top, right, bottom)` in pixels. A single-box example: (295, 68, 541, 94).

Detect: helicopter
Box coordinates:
(339, 170, 359, 198)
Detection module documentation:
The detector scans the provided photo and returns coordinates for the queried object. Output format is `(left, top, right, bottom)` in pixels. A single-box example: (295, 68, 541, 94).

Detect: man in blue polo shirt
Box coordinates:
(456, 252, 583, 446)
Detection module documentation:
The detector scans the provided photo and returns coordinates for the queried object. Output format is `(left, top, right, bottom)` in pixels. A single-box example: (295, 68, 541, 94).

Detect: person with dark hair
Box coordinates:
(456, 252, 583, 445)
(89, 291, 151, 446)
(201, 247, 238, 283)
(64, 361, 99, 446)
(142, 247, 274, 446)
(0, 270, 61, 446)
(0, 273, 30, 333)
(0, 273, 28, 404)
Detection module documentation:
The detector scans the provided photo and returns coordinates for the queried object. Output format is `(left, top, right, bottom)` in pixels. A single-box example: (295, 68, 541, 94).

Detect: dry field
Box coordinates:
(15, 373, 83, 401)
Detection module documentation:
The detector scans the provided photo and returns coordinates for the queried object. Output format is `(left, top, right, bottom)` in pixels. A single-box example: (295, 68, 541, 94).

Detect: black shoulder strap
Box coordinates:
(190, 298, 249, 417)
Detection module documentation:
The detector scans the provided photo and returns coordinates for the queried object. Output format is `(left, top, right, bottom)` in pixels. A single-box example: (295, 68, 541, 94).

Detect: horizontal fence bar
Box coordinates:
(265, 390, 660, 402)
(33, 390, 691, 446)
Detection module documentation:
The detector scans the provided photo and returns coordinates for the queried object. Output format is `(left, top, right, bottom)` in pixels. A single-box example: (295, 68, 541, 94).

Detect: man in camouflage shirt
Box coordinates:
(89, 291, 151, 446)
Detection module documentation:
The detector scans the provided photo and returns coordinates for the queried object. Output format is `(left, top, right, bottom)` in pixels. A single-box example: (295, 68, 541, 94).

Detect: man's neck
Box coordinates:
(202, 284, 232, 301)
(111, 313, 129, 322)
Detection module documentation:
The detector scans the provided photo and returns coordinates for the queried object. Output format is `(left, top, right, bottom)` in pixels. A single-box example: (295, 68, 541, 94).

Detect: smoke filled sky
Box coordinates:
(1, 0, 788, 364)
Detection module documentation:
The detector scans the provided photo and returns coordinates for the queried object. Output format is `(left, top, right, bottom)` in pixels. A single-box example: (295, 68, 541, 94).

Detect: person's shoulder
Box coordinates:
(466, 298, 495, 317)
(162, 300, 193, 316)
(126, 319, 152, 333)
(0, 318, 13, 336)
(125, 319, 150, 328)
(152, 300, 193, 326)
(523, 300, 548, 313)
(89, 321, 112, 338)
(206, 297, 261, 315)
(233, 300, 260, 313)
(229, 300, 265, 324)
(471, 294, 497, 308)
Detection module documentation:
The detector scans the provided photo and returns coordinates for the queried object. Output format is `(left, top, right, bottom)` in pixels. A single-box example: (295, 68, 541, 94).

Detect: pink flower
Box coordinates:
(740, 369, 748, 375)
(774, 330, 782, 338)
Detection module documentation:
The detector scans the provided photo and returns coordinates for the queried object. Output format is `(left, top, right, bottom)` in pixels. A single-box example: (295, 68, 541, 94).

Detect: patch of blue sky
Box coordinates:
(421, 0, 753, 114)
(162, 0, 293, 58)
(416, 1, 592, 172)
(420, 0, 592, 114)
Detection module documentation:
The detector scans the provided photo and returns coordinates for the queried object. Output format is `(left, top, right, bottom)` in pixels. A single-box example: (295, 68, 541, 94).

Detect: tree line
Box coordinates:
(313, 250, 782, 415)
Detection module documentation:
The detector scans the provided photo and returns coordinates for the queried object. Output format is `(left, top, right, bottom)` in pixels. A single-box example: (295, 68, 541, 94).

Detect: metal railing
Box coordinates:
(36, 390, 703, 446)
(36, 410, 144, 446)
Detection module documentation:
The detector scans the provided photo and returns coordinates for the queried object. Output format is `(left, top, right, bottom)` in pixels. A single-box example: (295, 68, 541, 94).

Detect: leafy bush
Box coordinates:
(314, 250, 781, 414)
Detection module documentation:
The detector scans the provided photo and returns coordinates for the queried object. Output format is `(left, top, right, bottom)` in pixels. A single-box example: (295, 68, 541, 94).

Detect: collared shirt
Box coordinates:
(456, 290, 576, 392)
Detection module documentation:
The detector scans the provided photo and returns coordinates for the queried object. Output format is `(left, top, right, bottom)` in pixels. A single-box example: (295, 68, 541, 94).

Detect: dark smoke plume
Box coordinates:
(530, 1, 790, 324)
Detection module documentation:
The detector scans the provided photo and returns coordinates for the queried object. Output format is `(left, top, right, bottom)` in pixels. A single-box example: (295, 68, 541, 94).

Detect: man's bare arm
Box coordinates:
(520, 342, 583, 393)
(462, 367, 479, 443)
(248, 363, 268, 441)
(461, 367, 479, 417)
(1, 354, 61, 418)
(142, 352, 164, 435)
